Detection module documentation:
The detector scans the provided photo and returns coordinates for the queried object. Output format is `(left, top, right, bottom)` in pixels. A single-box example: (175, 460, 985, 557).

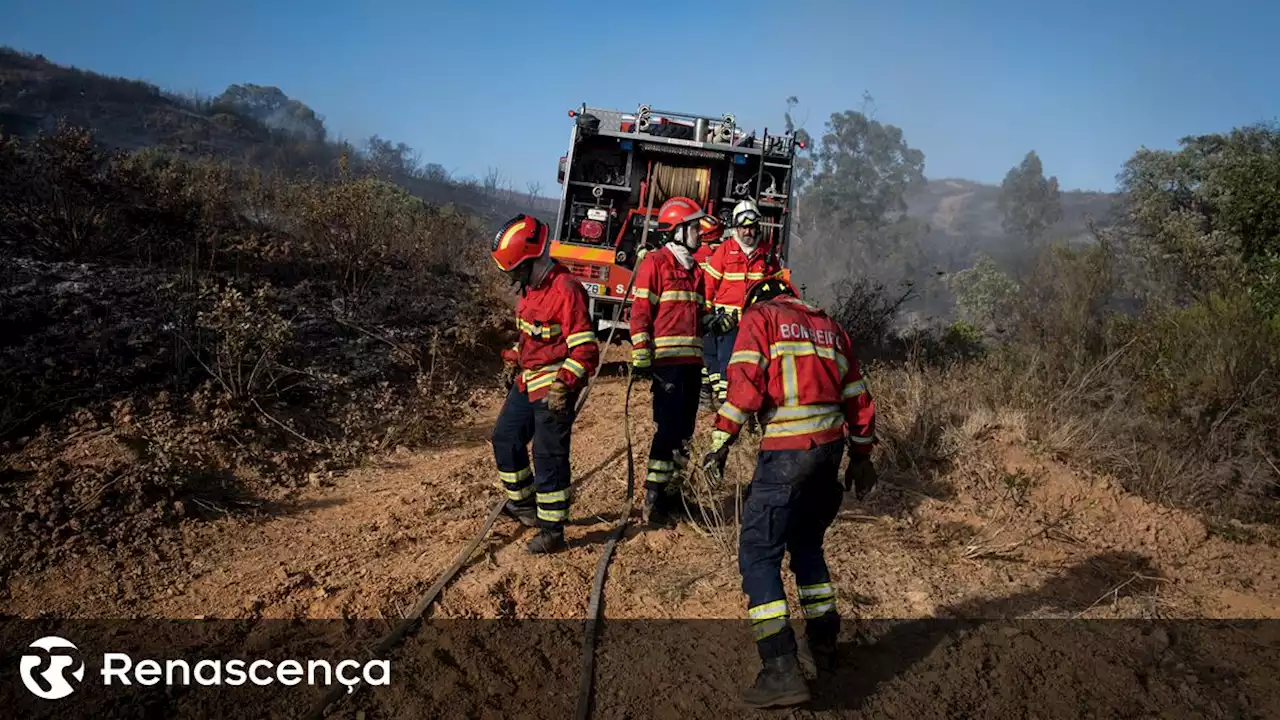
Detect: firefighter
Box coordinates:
(490, 214, 600, 554)
(703, 199, 782, 407)
(694, 215, 725, 410)
(702, 277, 878, 708)
(630, 196, 712, 528)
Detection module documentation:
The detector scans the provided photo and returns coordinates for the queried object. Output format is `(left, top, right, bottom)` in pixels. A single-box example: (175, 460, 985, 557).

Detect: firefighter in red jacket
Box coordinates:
(694, 215, 725, 409)
(490, 214, 600, 554)
(703, 199, 782, 406)
(629, 196, 712, 527)
(703, 277, 878, 708)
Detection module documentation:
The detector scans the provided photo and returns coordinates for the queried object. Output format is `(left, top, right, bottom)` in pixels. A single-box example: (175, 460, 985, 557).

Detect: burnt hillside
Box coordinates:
(0, 47, 555, 230)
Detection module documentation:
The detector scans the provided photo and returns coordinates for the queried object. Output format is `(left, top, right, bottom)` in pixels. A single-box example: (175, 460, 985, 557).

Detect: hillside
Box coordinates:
(0, 47, 554, 230)
(905, 177, 1115, 264)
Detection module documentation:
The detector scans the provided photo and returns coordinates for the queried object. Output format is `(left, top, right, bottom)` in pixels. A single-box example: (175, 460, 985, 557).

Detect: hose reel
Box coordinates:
(650, 163, 711, 207)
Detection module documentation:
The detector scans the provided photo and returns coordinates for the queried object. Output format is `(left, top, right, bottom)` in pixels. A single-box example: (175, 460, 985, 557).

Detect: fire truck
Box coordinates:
(549, 104, 800, 336)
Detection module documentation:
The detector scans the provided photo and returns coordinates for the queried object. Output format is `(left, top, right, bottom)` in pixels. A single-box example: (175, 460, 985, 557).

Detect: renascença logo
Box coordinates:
(20, 636, 86, 700)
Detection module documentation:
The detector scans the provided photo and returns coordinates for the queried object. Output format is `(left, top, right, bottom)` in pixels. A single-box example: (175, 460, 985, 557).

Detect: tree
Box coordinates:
(794, 105, 928, 290)
(364, 136, 420, 179)
(213, 84, 327, 142)
(1118, 122, 1280, 312)
(998, 150, 1062, 244)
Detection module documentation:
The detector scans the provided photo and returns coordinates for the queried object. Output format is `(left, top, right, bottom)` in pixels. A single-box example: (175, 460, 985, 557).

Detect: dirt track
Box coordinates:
(4, 368, 1280, 717)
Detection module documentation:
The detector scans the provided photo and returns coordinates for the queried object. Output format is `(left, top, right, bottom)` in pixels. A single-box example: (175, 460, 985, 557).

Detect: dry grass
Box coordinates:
(0, 124, 510, 572)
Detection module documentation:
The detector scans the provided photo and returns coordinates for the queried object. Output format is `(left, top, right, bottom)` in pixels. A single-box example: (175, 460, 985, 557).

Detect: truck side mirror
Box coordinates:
(557, 156, 566, 184)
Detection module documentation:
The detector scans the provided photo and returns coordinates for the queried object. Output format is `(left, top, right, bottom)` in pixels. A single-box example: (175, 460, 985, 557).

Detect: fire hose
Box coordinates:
(651, 163, 710, 208)
(570, 160, 659, 720)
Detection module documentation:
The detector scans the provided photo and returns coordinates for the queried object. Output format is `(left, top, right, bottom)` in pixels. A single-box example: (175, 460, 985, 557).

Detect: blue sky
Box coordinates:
(4, 0, 1277, 193)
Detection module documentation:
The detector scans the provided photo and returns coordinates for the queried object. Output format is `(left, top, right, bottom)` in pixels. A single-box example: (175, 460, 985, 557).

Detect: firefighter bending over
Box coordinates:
(629, 196, 712, 528)
(490, 214, 600, 554)
(703, 200, 782, 406)
(702, 278, 878, 708)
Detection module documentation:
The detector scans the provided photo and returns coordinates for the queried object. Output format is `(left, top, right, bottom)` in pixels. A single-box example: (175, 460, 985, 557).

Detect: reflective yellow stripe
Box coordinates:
(781, 355, 799, 406)
(631, 332, 651, 345)
(500, 484, 534, 501)
(745, 272, 768, 280)
(718, 401, 749, 426)
(801, 600, 836, 619)
(752, 618, 788, 640)
(722, 272, 746, 281)
(537, 507, 568, 522)
(764, 404, 843, 422)
(748, 600, 788, 621)
(655, 346, 701, 359)
(645, 470, 671, 483)
(729, 350, 766, 368)
(537, 489, 570, 504)
(659, 290, 702, 303)
(523, 363, 563, 392)
(837, 353, 849, 378)
(763, 409, 845, 439)
(567, 331, 596, 348)
(799, 582, 835, 599)
(633, 287, 652, 300)
(848, 433, 875, 445)
(769, 341, 837, 361)
(842, 378, 867, 399)
(654, 335, 701, 347)
(517, 320, 562, 339)
(713, 302, 742, 312)
(648, 459, 675, 471)
(704, 265, 724, 280)
(563, 357, 587, 378)
(499, 467, 532, 483)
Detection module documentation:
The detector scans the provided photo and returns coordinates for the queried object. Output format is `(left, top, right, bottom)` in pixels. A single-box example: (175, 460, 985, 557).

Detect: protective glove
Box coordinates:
(701, 429, 736, 486)
(630, 348, 653, 379)
(500, 360, 518, 390)
(843, 452, 878, 499)
(700, 313, 717, 333)
(714, 312, 737, 334)
(545, 380, 570, 417)
(499, 347, 519, 390)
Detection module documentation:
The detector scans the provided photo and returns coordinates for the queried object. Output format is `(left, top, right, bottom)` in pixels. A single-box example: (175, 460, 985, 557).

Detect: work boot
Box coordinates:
(526, 527, 567, 554)
(642, 489, 674, 529)
(502, 501, 538, 527)
(739, 653, 811, 709)
(809, 637, 838, 676)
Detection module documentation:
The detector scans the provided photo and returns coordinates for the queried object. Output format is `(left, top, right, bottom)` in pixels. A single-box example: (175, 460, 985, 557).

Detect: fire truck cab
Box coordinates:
(550, 104, 800, 337)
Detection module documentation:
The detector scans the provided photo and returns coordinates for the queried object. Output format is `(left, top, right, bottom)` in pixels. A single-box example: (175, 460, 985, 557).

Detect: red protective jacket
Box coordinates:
(629, 246, 705, 365)
(500, 263, 600, 402)
(714, 295, 876, 452)
(693, 241, 718, 273)
(704, 238, 782, 315)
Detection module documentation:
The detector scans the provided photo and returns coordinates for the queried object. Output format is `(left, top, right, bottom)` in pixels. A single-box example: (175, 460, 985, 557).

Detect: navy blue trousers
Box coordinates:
(491, 385, 576, 530)
(707, 327, 738, 402)
(739, 439, 845, 660)
(645, 363, 702, 491)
